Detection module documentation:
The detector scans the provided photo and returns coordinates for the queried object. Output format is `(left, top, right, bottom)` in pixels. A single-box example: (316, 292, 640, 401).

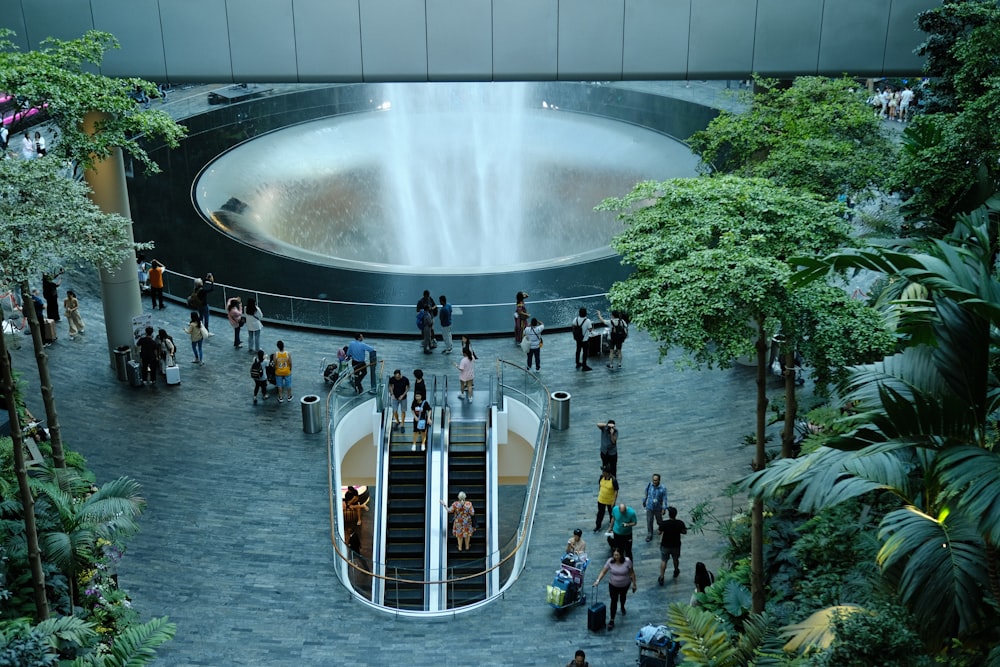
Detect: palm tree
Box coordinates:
(747, 200, 1000, 654)
(29, 470, 146, 609)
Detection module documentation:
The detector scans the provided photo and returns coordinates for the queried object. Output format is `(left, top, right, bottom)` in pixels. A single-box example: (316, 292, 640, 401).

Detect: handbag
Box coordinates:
(520, 335, 530, 354)
(238, 315, 247, 326)
(417, 418, 426, 430)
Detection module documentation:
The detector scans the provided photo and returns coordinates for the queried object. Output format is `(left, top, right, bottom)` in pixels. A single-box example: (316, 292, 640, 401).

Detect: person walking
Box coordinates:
(594, 467, 619, 533)
(250, 350, 269, 404)
(607, 310, 628, 370)
(592, 547, 636, 630)
(411, 392, 431, 452)
(183, 313, 206, 365)
(454, 347, 475, 402)
(226, 296, 244, 349)
(136, 326, 160, 385)
(691, 561, 715, 606)
(598, 420, 619, 477)
(657, 506, 688, 585)
(609, 502, 638, 562)
(513, 291, 529, 345)
(643, 473, 668, 542)
(572, 307, 595, 371)
(347, 333, 376, 394)
(271, 340, 293, 402)
(524, 317, 543, 371)
(440, 491, 476, 552)
(244, 298, 264, 353)
(156, 329, 176, 374)
(388, 369, 410, 432)
(438, 294, 454, 353)
(63, 290, 85, 340)
(148, 260, 165, 309)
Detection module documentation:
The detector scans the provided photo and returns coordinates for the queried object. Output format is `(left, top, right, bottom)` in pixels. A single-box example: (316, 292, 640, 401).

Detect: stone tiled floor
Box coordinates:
(6, 81, 791, 665)
(10, 267, 783, 666)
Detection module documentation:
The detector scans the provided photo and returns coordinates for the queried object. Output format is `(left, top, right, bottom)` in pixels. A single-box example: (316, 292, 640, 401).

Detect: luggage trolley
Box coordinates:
(636, 624, 681, 667)
(546, 553, 588, 615)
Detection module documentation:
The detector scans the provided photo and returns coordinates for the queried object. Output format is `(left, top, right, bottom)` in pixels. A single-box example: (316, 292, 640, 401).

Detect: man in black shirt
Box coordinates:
(657, 506, 688, 585)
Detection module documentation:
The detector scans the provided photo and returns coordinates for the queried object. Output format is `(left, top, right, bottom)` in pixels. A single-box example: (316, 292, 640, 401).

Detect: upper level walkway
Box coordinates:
(2, 0, 932, 83)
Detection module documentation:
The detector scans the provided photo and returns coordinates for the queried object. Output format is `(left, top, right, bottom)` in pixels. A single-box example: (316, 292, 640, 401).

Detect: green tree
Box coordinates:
(688, 76, 896, 203)
(598, 175, 851, 612)
(0, 31, 181, 621)
(895, 1, 1000, 222)
(748, 200, 1000, 659)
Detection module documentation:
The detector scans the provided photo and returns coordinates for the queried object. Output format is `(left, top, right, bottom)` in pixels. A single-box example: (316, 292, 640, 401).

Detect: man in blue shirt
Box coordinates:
(642, 473, 668, 542)
(346, 333, 376, 394)
(608, 502, 638, 562)
(438, 294, 454, 354)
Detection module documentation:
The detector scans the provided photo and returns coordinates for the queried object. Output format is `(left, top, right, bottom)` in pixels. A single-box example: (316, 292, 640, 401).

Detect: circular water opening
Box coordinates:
(194, 84, 699, 274)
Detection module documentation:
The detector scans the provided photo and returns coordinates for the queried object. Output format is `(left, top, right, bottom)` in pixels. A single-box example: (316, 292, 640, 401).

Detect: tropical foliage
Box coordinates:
(745, 199, 1000, 662)
(688, 76, 895, 203)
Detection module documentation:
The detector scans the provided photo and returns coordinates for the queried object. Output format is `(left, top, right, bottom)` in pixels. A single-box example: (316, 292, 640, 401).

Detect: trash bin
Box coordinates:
(113, 346, 132, 382)
(301, 395, 323, 434)
(550, 391, 571, 430)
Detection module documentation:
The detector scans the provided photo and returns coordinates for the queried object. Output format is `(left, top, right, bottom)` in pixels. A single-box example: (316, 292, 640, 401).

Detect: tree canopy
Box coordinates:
(0, 30, 184, 173)
(598, 175, 852, 365)
(687, 76, 895, 203)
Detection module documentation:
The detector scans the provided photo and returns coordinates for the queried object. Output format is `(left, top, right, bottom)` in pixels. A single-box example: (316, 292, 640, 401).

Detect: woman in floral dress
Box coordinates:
(440, 491, 475, 552)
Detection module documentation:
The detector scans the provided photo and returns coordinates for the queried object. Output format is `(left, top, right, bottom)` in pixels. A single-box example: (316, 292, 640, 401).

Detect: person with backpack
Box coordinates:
(607, 310, 628, 370)
(571, 307, 596, 371)
(250, 350, 269, 404)
(416, 290, 437, 353)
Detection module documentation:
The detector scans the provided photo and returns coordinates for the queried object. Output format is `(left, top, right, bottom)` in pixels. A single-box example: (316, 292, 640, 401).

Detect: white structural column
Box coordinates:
(81, 111, 144, 368)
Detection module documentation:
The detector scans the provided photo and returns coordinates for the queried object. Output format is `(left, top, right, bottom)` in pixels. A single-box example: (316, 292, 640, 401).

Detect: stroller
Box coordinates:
(321, 346, 350, 385)
(546, 552, 588, 615)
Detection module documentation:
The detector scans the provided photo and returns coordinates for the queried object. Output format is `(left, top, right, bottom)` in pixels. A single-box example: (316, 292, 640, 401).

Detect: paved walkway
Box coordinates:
(10, 266, 779, 666)
(7, 83, 792, 665)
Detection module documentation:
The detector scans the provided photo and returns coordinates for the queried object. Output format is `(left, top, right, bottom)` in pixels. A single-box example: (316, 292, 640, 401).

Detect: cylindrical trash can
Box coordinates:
(113, 346, 132, 382)
(301, 395, 323, 434)
(550, 391, 571, 430)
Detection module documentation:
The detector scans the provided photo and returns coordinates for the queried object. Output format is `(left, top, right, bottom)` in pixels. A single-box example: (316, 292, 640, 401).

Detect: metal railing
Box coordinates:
(158, 269, 608, 334)
(325, 358, 550, 616)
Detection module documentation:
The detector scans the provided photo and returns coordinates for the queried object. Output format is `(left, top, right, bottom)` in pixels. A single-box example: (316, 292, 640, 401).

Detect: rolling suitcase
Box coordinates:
(126, 360, 143, 387)
(588, 584, 607, 632)
(42, 318, 57, 344)
(165, 364, 181, 386)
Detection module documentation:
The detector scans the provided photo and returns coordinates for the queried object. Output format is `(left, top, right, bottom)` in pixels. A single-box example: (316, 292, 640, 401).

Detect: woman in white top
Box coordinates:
(525, 317, 544, 371)
(244, 297, 264, 353)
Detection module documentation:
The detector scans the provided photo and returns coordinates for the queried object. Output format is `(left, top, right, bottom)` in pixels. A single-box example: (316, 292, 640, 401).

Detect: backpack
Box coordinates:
(250, 359, 264, 379)
(416, 310, 426, 331)
(187, 292, 200, 309)
(572, 319, 584, 342)
(611, 318, 628, 341)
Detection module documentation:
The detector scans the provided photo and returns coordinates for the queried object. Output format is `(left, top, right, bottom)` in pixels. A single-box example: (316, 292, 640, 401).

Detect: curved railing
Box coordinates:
(325, 359, 550, 616)
(158, 268, 607, 334)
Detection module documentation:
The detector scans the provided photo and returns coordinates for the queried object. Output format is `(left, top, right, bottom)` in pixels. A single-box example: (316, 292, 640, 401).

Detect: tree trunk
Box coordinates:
(751, 321, 768, 614)
(19, 280, 66, 468)
(0, 317, 49, 620)
(782, 349, 798, 459)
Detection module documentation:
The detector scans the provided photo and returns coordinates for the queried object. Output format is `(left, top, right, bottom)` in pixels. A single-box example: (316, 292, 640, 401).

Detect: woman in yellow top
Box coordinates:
(595, 466, 619, 533)
(271, 339, 293, 403)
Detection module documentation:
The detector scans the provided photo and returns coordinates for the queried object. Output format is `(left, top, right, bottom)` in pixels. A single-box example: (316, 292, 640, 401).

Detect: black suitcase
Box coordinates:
(587, 586, 606, 632)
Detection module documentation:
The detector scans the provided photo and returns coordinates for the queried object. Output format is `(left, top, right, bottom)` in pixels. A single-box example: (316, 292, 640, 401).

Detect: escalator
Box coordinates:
(382, 426, 428, 610)
(445, 419, 488, 607)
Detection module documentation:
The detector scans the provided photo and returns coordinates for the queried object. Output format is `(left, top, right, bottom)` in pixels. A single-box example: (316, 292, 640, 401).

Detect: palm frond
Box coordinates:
(666, 602, 740, 667)
(33, 614, 97, 650)
(781, 605, 864, 653)
(935, 446, 1000, 544)
(878, 506, 987, 639)
(106, 616, 176, 667)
